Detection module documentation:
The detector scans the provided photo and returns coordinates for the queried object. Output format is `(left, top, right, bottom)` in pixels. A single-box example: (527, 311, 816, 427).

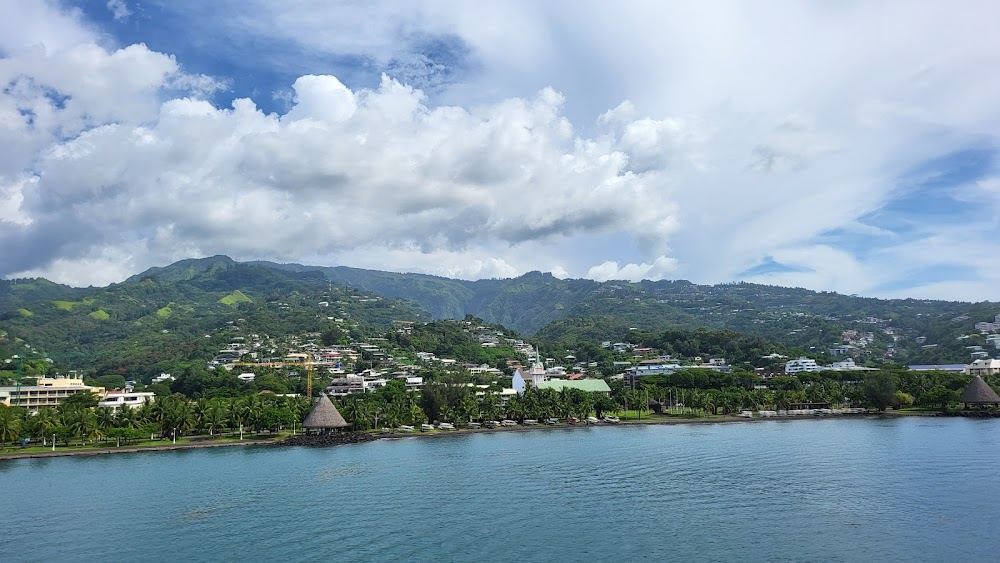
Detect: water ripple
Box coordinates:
(3, 418, 1000, 562)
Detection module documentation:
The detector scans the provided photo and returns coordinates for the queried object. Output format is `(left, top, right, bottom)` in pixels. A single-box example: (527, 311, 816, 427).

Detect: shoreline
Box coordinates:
(0, 437, 278, 461)
(0, 411, 926, 461)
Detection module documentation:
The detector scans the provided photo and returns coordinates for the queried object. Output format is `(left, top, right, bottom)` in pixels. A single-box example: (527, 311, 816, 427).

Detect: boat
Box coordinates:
(398, 425, 415, 432)
(420, 424, 435, 432)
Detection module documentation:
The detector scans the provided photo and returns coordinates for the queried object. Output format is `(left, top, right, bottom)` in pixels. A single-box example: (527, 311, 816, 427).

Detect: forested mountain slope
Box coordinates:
(4, 256, 999, 369)
(259, 260, 999, 364)
(0, 259, 426, 378)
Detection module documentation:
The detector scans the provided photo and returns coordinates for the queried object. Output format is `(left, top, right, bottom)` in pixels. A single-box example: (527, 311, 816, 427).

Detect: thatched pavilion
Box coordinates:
(303, 393, 349, 434)
(959, 375, 1000, 409)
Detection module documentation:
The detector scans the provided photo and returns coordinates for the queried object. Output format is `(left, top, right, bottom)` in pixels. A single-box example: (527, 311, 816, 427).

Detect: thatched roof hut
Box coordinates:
(959, 375, 1000, 408)
(303, 393, 349, 432)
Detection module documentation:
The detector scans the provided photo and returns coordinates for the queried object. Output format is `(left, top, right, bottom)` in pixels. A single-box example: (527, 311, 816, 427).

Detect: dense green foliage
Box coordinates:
(258, 261, 999, 364)
(0, 257, 427, 381)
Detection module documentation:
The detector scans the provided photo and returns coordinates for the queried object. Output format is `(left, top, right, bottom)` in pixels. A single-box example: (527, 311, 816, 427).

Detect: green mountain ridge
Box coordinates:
(252, 258, 999, 365)
(3, 256, 999, 371)
(1, 260, 428, 379)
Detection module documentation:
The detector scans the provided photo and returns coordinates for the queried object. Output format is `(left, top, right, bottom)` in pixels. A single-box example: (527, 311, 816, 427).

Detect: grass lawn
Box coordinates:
(219, 290, 252, 305)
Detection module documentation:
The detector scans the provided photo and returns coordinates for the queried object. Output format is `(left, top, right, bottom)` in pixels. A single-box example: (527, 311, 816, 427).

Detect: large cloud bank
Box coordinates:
(3, 0, 1000, 302)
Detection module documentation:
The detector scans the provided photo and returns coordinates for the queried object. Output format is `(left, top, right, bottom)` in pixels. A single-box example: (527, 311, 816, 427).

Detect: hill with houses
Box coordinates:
(2, 256, 1000, 380)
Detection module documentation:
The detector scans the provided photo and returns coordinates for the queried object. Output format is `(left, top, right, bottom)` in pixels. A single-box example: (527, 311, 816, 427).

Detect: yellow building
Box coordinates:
(0, 373, 104, 411)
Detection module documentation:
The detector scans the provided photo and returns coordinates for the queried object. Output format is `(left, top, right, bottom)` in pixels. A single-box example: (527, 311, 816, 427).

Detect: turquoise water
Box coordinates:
(2, 417, 999, 562)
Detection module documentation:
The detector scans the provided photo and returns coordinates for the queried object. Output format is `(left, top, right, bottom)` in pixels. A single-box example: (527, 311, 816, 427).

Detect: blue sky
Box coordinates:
(2, 0, 1000, 302)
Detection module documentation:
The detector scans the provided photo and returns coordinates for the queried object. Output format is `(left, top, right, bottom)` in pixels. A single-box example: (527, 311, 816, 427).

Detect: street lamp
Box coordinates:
(172, 427, 176, 444)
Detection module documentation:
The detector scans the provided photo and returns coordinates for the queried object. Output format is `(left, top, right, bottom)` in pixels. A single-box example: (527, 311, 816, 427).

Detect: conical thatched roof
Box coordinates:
(959, 375, 1000, 405)
(303, 393, 349, 429)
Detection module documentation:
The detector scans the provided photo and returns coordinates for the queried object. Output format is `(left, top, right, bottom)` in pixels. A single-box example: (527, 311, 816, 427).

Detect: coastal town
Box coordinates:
(3, 313, 1000, 457)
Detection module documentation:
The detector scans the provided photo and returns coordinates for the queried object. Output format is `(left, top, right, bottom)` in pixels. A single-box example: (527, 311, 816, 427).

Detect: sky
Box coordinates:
(2, 1, 1000, 301)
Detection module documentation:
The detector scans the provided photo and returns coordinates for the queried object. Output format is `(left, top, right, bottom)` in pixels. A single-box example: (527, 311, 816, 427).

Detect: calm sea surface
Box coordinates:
(2, 417, 999, 562)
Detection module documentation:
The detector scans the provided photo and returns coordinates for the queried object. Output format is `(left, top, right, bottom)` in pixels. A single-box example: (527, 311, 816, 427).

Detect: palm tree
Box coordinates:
(0, 406, 20, 449)
(116, 405, 137, 430)
(82, 410, 101, 445)
(408, 403, 426, 425)
(507, 394, 525, 422)
(36, 407, 58, 445)
(480, 392, 502, 422)
(227, 399, 244, 433)
(178, 402, 196, 435)
(339, 395, 361, 430)
(192, 399, 210, 434)
(204, 404, 225, 436)
(241, 396, 263, 435)
(96, 406, 117, 432)
(459, 394, 479, 423)
(19, 409, 42, 444)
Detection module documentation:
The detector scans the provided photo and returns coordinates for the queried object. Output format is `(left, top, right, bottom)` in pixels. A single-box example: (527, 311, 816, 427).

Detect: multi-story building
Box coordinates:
(97, 390, 156, 411)
(784, 357, 820, 374)
(0, 373, 104, 411)
(964, 359, 1000, 376)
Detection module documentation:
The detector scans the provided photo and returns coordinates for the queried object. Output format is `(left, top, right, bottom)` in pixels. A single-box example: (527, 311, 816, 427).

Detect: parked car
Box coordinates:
(602, 416, 620, 423)
(501, 419, 518, 427)
(484, 420, 500, 428)
(523, 419, 539, 425)
(545, 418, 559, 425)
(467, 422, 482, 429)
(585, 416, 600, 424)
(567, 417, 579, 424)
(437, 422, 456, 430)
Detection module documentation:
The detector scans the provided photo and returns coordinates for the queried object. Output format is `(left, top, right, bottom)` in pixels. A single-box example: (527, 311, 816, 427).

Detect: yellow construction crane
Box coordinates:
(232, 360, 317, 398)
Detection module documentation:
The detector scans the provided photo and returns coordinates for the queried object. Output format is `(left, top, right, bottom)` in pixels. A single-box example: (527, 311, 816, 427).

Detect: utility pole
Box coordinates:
(12, 355, 22, 407)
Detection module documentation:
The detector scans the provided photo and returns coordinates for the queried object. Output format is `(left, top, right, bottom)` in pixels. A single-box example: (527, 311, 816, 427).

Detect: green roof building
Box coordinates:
(535, 379, 612, 394)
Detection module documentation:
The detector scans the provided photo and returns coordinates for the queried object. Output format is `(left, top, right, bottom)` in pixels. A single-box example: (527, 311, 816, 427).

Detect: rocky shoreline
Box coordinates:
(276, 432, 381, 447)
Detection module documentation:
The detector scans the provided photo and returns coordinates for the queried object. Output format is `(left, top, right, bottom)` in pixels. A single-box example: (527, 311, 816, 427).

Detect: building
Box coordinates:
(623, 363, 682, 387)
(907, 364, 967, 373)
(959, 375, 1000, 408)
(964, 359, 1000, 376)
(785, 357, 820, 374)
(512, 350, 547, 393)
(535, 379, 612, 394)
(97, 390, 156, 411)
(302, 394, 349, 433)
(0, 373, 104, 411)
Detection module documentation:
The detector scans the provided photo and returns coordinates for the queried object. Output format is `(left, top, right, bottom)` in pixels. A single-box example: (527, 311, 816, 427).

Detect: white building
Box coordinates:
(964, 359, 1000, 376)
(97, 390, 156, 411)
(152, 373, 175, 384)
(785, 357, 820, 374)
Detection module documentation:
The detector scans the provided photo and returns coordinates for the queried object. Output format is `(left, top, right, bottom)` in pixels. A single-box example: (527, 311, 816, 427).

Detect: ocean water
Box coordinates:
(2, 417, 999, 562)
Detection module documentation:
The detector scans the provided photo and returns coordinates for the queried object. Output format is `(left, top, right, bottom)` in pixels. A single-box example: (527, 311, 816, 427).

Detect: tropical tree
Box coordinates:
(96, 406, 117, 432)
(480, 392, 503, 422)
(408, 403, 427, 425)
(0, 406, 21, 449)
(204, 403, 226, 436)
(593, 393, 617, 418)
(862, 372, 899, 412)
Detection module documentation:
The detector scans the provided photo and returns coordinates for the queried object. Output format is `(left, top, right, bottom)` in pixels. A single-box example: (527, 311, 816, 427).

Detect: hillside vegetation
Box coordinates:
(0, 259, 427, 379)
(3, 256, 999, 372)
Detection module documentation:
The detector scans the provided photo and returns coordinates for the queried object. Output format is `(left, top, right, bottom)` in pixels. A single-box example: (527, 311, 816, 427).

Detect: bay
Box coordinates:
(2, 417, 999, 562)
